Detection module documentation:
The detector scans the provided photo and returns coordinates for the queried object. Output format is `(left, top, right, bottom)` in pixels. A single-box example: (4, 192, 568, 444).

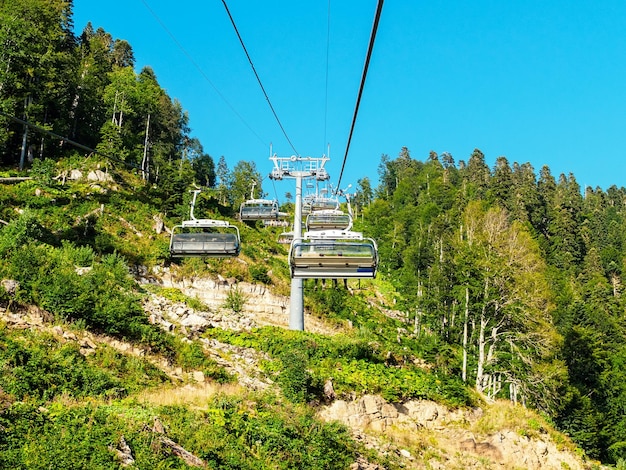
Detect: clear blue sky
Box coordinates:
(73, 1, 626, 196)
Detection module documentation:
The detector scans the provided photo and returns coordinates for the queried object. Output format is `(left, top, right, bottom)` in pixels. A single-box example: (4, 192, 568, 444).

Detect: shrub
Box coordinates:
(609, 442, 626, 464)
(222, 286, 248, 313)
(249, 264, 271, 284)
(277, 350, 312, 403)
(0, 211, 46, 257)
(30, 158, 57, 185)
(0, 331, 124, 401)
(60, 240, 94, 267)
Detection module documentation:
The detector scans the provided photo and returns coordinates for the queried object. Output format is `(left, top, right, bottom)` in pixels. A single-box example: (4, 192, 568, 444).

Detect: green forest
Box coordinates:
(2, 0, 626, 468)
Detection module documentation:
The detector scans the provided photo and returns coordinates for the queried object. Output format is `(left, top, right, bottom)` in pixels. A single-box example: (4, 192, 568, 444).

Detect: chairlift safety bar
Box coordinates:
(180, 219, 239, 233)
(301, 230, 365, 240)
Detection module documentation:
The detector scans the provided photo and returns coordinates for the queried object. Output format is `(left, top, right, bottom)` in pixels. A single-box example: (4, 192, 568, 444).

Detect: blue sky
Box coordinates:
(72, 1, 626, 197)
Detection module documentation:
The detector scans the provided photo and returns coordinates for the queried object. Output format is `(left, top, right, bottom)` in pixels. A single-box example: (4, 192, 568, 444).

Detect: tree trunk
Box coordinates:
(475, 279, 489, 393)
(142, 113, 150, 180)
(476, 312, 487, 392)
(486, 325, 498, 364)
(510, 381, 518, 405)
(19, 124, 28, 171)
(414, 280, 423, 336)
(462, 287, 469, 382)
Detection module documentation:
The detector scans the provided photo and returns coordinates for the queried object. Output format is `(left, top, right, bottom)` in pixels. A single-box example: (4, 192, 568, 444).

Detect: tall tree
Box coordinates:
(0, 0, 77, 165)
(230, 160, 262, 208)
(488, 156, 513, 209)
(465, 148, 490, 199)
(216, 156, 231, 206)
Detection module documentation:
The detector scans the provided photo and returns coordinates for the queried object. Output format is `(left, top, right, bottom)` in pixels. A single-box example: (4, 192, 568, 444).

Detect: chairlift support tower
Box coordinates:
(269, 153, 330, 331)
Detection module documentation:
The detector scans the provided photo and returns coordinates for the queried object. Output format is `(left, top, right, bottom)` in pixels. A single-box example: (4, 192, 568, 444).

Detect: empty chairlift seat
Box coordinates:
(302, 195, 338, 216)
(170, 220, 240, 258)
(306, 210, 352, 231)
(278, 230, 294, 245)
(170, 189, 241, 258)
(239, 199, 281, 221)
(289, 230, 378, 279)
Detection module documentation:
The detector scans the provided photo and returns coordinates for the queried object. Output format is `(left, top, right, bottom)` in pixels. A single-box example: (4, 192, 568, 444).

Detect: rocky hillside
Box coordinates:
(147, 271, 597, 470)
(1, 266, 597, 469)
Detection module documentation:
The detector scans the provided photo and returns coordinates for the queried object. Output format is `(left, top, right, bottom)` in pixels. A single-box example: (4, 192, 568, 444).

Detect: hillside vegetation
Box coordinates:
(1, 1, 624, 468)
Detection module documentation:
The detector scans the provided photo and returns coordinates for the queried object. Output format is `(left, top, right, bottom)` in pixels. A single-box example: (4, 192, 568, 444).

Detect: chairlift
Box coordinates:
(278, 219, 305, 244)
(305, 184, 354, 231)
(170, 190, 240, 258)
(263, 218, 290, 227)
(239, 198, 282, 221)
(239, 181, 284, 221)
(306, 209, 352, 231)
(278, 230, 294, 245)
(302, 192, 338, 216)
(288, 230, 378, 279)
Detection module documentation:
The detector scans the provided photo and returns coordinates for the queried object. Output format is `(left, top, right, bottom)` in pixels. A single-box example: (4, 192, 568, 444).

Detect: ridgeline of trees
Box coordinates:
(3, 0, 626, 464)
(353, 147, 626, 462)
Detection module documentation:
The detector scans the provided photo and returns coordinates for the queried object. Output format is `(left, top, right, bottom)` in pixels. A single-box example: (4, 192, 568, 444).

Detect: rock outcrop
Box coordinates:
(319, 394, 587, 469)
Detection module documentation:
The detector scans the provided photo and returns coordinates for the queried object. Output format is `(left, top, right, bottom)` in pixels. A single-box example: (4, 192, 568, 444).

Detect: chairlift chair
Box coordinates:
(278, 230, 294, 245)
(302, 194, 338, 216)
(170, 190, 241, 258)
(239, 198, 282, 221)
(239, 180, 285, 221)
(306, 209, 352, 231)
(288, 230, 378, 279)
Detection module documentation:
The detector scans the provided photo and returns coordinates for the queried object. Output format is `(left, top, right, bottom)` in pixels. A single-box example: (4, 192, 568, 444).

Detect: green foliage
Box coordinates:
(0, 328, 168, 402)
(0, 396, 368, 469)
(0, 211, 47, 258)
(206, 327, 473, 407)
(30, 158, 57, 185)
(145, 285, 207, 311)
(0, 235, 172, 352)
(277, 350, 312, 403)
(173, 338, 233, 384)
(0, 404, 126, 469)
(609, 442, 626, 465)
(249, 264, 271, 284)
(222, 286, 248, 313)
(60, 240, 95, 267)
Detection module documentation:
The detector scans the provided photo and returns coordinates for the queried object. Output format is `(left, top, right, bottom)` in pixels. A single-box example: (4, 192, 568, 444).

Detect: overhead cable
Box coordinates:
(323, 0, 331, 153)
(139, 0, 266, 147)
(336, 0, 384, 190)
(220, 0, 299, 156)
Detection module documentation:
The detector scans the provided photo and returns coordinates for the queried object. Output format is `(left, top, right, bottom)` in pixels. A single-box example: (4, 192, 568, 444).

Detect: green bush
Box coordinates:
(1, 240, 172, 351)
(0, 330, 125, 401)
(149, 286, 207, 311)
(0, 395, 364, 469)
(222, 286, 248, 313)
(30, 158, 57, 185)
(60, 240, 95, 267)
(250, 264, 271, 284)
(174, 339, 233, 383)
(277, 350, 312, 403)
(0, 211, 46, 257)
(609, 442, 626, 464)
(206, 327, 473, 406)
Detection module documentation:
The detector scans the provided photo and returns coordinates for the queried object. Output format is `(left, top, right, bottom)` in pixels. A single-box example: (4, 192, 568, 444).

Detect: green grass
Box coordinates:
(0, 391, 394, 469)
(206, 326, 474, 407)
